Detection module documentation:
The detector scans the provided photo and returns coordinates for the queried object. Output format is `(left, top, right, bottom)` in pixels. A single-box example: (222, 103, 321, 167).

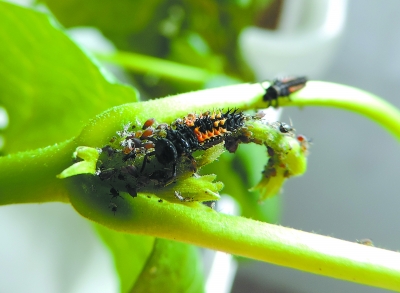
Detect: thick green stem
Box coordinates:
(0, 139, 75, 205)
(78, 195, 400, 292)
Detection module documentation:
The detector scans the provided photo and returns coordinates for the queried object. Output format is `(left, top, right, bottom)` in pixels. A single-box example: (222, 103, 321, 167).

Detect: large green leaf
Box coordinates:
(131, 238, 205, 293)
(201, 144, 281, 223)
(0, 2, 138, 153)
(96, 224, 205, 293)
(95, 224, 155, 293)
(234, 143, 282, 222)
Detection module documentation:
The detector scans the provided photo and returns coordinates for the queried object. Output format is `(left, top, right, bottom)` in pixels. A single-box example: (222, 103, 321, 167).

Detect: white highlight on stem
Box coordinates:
(205, 196, 240, 293)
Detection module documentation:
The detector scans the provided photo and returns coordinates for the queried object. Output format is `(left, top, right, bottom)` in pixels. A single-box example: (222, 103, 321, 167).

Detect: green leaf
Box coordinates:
(201, 148, 281, 223)
(234, 144, 282, 222)
(97, 226, 204, 293)
(95, 224, 155, 293)
(57, 146, 99, 178)
(155, 174, 223, 203)
(0, 2, 138, 153)
(130, 238, 205, 293)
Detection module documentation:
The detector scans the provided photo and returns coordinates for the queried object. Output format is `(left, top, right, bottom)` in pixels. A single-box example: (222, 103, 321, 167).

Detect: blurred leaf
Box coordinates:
(202, 145, 280, 223)
(38, 0, 164, 35)
(235, 144, 282, 222)
(95, 224, 155, 293)
(0, 2, 138, 153)
(169, 33, 224, 73)
(38, 0, 274, 97)
(131, 238, 205, 293)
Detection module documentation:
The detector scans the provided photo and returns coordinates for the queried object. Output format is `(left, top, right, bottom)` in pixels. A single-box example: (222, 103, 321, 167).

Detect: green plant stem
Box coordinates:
(96, 51, 222, 86)
(282, 81, 400, 141)
(0, 139, 75, 205)
(86, 195, 400, 292)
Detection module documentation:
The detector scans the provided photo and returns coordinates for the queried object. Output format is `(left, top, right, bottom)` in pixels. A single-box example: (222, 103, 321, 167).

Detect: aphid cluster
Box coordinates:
(263, 76, 307, 107)
(95, 109, 247, 214)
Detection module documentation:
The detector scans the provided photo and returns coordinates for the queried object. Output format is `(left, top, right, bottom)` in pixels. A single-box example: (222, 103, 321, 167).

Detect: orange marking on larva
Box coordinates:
(194, 128, 205, 142)
(207, 130, 214, 138)
(220, 127, 227, 133)
(197, 133, 205, 142)
(210, 111, 216, 119)
(219, 118, 226, 125)
(201, 132, 208, 140)
(213, 120, 220, 127)
(214, 128, 221, 135)
(216, 111, 222, 119)
(194, 127, 201, 136)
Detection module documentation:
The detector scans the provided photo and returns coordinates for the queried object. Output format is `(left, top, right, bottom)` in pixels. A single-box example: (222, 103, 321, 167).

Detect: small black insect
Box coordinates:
(279, 122, 293, 133)
(109, 186, 123, 200)
(109, 202, 118, 215)
(121, 165, 139, 178)
(125, 184, 137, 198)
(102, 145, 116, 157)
(98, 168, 117, 181)
(122, 151, 136, 162)
(263, 76, 307, 108)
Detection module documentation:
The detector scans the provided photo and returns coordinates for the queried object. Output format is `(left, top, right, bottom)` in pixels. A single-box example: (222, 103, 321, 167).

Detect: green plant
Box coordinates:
(1, 2, 400, 292)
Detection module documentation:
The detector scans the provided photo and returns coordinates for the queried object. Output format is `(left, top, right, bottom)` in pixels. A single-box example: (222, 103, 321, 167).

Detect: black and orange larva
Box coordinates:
(263, 76, 307, 107)
(138, 109, 245, 184)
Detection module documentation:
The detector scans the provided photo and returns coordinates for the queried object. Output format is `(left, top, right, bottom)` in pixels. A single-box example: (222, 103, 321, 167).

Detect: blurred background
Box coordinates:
(1, 0, 400, 292)
(234, 1, 400, 292)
